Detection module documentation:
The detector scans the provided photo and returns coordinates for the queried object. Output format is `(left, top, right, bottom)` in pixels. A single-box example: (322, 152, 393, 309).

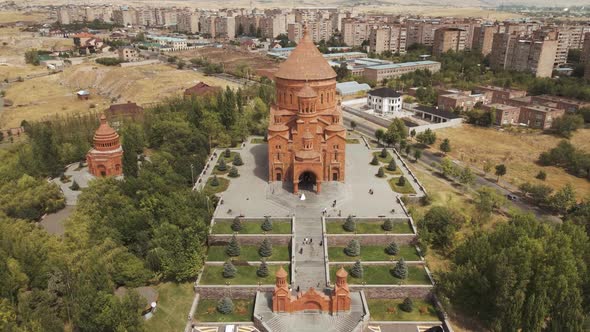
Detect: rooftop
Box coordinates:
(366, 60, 441, 71)
(414, 105, 462, 119)
(368, 87, 402, 98)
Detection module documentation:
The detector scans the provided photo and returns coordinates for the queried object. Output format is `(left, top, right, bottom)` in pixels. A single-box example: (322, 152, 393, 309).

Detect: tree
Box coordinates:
(261, 216, 273, 232)
(410, 129, 416, 138)
(550, 114, 584, 138)
(398, 176, 406, 186)
(370, 155, 379, 165)
(259, 238, 273, 257)
(231, 217, 242, 232)
(440, 138, 451, 154)
(400, 297, 413, 312)
(344, 239, 360, 257)
(418, 206, 464, 251)
(70, 180, 80, 191)
(257, 259, 269, 277)
(224, 148, 231, 158)
(405, 145, 411, 157)
(24, 49, 40, 65)
(375, 129, 385, 146)
(387, 159, 397, 171)
(377, 167, 385, 178)
(177, 60, 186, 69)
(351, 260, 363, 278)
(413, 149, 422, 162)
(495, 164, 507, 182)
(536, 170, 547, 180)
(439, 157, 458, 179)
(387, 118, 408, 140)
(350, 121, 357, 131)
(382, 218, 394, 231)
(222, 260, 237, 278)
(392, 258, 407, 280)
(225, 235, 241, 257)
(550, 183, 576, 215)
(474, 187, 506, 222)
(228, 166, 239, 178)
(416, 129, 436, 145)
(483, 161, 492, 176)
(217, 158, 228, 172)
(233, 153, 243, 166)
(217, 297, 234, 313)
(380, 148, 388, 158)
(210, 175, 220, 187)
(385, 240, 399, 255)
(343, 215, 356, 232)
(458, 166, 475, 186)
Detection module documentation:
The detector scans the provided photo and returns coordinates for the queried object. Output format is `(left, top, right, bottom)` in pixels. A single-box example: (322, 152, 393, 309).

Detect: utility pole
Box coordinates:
(190, 163, 194, 185)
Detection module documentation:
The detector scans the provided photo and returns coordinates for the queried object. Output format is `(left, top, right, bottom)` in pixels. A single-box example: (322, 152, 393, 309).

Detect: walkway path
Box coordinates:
(292, 201, 326, 290)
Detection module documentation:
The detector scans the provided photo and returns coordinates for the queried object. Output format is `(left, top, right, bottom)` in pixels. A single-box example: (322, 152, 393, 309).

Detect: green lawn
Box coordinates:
(329, 264, 431, 285)
(203, 177, 230, 196)
(388, 177, 416, 195)
(212, 220, 292, 234)
(195, 299, 254, 322)
(346, 138, 360, 144)
(383, 167, 402, 175)
(207, 245, 290, 261)
(251, 138, 266, 144)
(212, 165, 230, 175)
(143, 283, 194, 332)
(200, 264, 288, 285)
(373, 151, 393, 164)
(368, 299, 439, 321)
(325, 220, 412, 234)
(328, 245, 420, 261)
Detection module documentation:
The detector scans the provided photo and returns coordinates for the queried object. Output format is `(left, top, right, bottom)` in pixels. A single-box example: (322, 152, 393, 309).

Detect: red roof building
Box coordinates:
(86, 115, 123, 177)
(183, 82, 222, 98)
(267, 26, 346, 194)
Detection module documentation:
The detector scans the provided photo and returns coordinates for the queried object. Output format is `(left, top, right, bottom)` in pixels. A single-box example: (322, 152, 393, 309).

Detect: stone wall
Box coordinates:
(195, 285, 274, 299)
(326, 234, 416, 246)
(208, 234, 293, 246)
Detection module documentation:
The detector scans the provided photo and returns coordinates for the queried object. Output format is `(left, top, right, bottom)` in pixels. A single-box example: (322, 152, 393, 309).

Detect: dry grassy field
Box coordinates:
(1, 62, 240, 128)
(174, 47, 280, 76)
(0, 11, 51, 24)
(433, 125, 590, 199)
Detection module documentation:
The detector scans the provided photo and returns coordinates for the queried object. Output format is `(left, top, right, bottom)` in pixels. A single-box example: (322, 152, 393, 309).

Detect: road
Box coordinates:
(342, 110, 560, 222)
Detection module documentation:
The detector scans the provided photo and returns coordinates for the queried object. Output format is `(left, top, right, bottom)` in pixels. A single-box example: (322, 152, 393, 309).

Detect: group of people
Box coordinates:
(299, 237, 323, 254)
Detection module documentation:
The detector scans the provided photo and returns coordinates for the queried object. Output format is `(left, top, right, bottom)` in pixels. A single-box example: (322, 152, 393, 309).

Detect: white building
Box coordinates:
(367, 88, 402, 114)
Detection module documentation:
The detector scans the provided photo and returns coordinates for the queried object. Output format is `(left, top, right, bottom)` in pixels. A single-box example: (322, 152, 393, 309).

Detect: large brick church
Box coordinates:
(267, 27, 346, 194)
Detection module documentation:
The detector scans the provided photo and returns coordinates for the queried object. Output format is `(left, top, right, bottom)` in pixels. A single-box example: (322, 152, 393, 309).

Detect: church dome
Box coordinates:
(93, 114, 120, 151)
(274, 27, 337, 81)
(297, 84, 318, 98)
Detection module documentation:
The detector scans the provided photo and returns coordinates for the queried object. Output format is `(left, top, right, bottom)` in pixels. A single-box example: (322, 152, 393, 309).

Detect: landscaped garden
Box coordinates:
(199, 264, 288, 285)
(346, 138, 360, 144)
(329, 264, 431, 285)
(203, 176, 230, 195)
(388, 176, 416, 195)
(373, 149, 393, 164)
(325, 219, 413, 234)
(250, 138, 266, 144)
(327, 244, 420, 261)
(367, 298, 439, 321)
(195, 299, 254, 322)
(212, 219, 292, 234)
(207, 244, 290, 261)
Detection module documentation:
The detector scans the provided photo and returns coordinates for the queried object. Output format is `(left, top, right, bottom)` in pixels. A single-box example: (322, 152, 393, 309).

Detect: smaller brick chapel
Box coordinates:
(272, 266, 351, 314)
(86, 114, 123, 177)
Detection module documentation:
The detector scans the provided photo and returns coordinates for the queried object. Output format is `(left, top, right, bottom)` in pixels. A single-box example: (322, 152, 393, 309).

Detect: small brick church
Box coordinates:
(267, 26, 346, 194)
(272, 266, 351, 314)
(86, 114, 123, 177)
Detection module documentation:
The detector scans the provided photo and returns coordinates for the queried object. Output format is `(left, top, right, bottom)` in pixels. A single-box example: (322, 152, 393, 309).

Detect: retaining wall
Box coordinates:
(207, 234, 292, 246)
(195, 285, 274, 299)
(326, 234, 416, 246)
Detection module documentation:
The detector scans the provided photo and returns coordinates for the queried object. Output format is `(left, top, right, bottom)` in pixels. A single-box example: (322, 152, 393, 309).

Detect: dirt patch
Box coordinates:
(174, 46, 280, 76)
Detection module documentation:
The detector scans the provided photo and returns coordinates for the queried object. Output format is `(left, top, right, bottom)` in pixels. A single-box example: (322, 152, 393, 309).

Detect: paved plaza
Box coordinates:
(212, 138, 407, 219)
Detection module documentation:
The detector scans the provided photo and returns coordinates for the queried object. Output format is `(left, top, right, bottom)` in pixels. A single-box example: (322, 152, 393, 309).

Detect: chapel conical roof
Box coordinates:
(274, 26, 337, 81)
(276, 265, 288, 278)
(297, 83, 318, 98)
(94, 114, 118, 140)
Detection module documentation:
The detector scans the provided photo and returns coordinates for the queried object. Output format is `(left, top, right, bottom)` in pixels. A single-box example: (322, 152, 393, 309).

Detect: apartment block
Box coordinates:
(369, 25, 407, 54)
(215, 16, 236, 39)
(177, 12, 200, 33)
(200, 15, 216, 37)
(433, 27, 467, 56)
(288, 20, 332, 43)
(472, 25, 498, 56)
(490, 33, 557, 78)
(584, 32, 590, 80)
(259, 15, 287, 39)
(518, 105, 565, 129)
(113, 8, 137, 27)
(342, 19, 371, 47)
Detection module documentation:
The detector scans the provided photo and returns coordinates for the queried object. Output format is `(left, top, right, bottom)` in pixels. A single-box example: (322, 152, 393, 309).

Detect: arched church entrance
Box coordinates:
(298, 171, 316, 192)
